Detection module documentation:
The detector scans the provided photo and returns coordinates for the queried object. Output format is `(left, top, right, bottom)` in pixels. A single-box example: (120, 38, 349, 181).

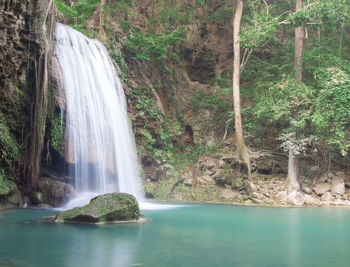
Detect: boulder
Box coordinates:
(321, 192, 335, 202)
(319, 173, 332, 183)
(197, 157, 216, 171)
(313, 183, 331, 196)
(0, 179, 21, 209)
(220, 189, 240, 200)
(304, 194, 321, 206)
(332, 175, 345, 195)
(39, 177, 75, 206)
(197, 175, 215, 185)
(301, 186, 312, 194)
(251, 192, 266, 201)
(55, 193, 144, 224)
(183, 177, 194, 186)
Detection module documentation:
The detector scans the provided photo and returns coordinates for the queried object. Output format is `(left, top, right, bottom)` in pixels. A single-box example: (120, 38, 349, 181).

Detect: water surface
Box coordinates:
(0, 204, 349, 267)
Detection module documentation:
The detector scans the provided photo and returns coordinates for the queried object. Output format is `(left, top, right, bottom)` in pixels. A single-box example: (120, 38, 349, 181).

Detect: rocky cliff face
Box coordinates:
(0, 0, 55, 206)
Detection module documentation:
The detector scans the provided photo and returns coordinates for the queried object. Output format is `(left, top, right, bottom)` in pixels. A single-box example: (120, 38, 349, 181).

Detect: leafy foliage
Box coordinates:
(312, 66, 350, 155)
(55, 0, 101, 35)
(0, 113, 19, 181)
(50, 113, 65, 157)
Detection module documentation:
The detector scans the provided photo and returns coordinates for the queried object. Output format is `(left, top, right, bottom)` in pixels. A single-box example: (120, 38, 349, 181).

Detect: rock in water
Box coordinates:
(55, 193, 144, 224)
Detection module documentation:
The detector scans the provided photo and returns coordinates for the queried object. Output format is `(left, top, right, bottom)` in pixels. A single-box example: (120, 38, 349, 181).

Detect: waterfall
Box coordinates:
(55, 23, 143, 206)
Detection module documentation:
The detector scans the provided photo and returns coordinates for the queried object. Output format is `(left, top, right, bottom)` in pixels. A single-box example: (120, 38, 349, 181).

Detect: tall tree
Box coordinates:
(286, 0, 304, 192)
(233, 0, 251, 176)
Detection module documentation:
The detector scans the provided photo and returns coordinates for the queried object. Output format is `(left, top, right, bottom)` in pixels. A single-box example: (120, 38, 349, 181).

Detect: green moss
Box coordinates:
(56, 193, 143, 223)
(50, 113, 65, 156)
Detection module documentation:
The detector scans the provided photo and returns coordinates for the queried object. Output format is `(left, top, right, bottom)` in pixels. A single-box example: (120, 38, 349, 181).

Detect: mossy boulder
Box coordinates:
(0, 178, 21, 209)
(55, 193, 144, 224)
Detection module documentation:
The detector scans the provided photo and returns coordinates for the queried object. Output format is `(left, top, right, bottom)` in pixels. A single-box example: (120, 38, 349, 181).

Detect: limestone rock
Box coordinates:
(313, 183, 331, 196)
(330, 199, 346, 206)
(220, 189, 240, 200)
(197, 157, 216, 171)
(205, 168, 216, 176)
(55, 193, 144, 224)
(301, 186, 312, 194)
(257, 180, 265, 188)
(183, 177, 194, 186)
(252, 192, 266, 201)
(319, 172, 333, 183)
(197, 175, 215, 185)
(321, 192, 335, 202)
(287, 191, 305, 206)
(38, 177, 75, 206)
(332, 175, 345, 195)
(304, 194, 321, 206)
(218, 159, 230, 169)
(277, 191, 288, 204)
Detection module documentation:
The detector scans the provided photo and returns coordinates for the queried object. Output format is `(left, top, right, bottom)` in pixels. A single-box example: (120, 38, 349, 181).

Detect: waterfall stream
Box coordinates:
(55, 23, 143, 207)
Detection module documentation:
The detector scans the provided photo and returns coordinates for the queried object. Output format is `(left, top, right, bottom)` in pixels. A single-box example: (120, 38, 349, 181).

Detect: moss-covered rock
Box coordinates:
(55, 193, 144, 224)
(0, 177, 21, 209)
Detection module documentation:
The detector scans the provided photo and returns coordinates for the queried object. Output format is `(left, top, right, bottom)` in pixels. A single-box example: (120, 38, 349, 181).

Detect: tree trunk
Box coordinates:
(288, 0, 304, 192)
(287, 150, 300, 191)
(294, 0, 304, 83)
(233, 0, 251, 177)
(99, 0, 106, 39)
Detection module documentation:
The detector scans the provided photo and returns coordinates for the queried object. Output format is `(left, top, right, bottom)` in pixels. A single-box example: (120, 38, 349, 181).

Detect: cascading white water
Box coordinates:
(55, 23, 143, 206)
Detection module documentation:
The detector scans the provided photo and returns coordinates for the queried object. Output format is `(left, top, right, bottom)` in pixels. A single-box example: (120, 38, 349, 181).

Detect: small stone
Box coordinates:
(220, 189, 240, 200)
(313, 183, 331, 196)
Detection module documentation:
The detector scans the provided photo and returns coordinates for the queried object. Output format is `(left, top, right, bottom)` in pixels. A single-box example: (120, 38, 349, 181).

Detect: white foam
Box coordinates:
(139, 202, 190, 210)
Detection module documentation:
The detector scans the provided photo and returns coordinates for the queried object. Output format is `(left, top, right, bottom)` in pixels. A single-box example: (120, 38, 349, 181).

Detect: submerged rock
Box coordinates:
(55, 193, 144, 224)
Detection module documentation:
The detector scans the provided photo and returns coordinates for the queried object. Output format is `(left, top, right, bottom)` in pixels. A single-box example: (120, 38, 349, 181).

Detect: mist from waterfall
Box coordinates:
(55, 23, 143, 207)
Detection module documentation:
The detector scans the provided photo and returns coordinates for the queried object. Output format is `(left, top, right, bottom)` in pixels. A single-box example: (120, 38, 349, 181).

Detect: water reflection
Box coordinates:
(64, 224, 142, 267)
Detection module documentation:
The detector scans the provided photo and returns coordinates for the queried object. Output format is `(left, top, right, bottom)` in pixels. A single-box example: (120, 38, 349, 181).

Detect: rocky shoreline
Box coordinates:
(144, 150, 350, 208)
